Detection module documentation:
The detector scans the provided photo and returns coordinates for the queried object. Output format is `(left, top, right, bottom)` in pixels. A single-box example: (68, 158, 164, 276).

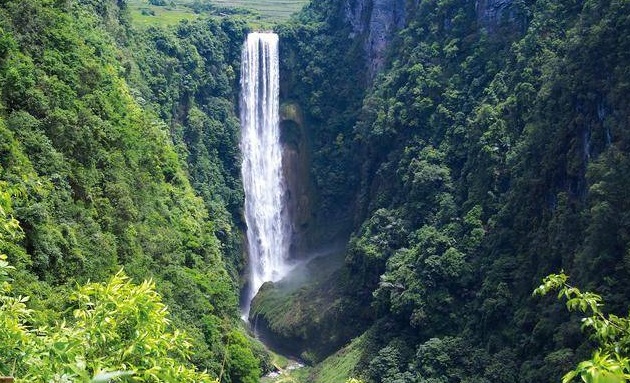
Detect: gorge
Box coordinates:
(237, 0, 630, 380)
(1, 0, 630, 382)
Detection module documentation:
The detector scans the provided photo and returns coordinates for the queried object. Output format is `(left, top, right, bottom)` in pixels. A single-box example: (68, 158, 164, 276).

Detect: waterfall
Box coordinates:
(240, 32, 291, 318)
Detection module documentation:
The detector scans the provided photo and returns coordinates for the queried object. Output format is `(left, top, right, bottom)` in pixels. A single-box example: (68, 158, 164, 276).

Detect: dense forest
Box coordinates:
(0, 0, 263, 381)
(251, 0, 630, 381)
(1, 0, 630, 382)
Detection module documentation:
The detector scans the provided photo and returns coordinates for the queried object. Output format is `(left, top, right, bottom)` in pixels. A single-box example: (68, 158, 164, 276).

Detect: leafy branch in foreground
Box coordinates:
(534, 273, 630, 383)
(0, 254, 217, 382)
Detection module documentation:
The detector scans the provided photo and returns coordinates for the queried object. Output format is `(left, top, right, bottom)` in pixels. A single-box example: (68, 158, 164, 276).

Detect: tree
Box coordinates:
(0, 255, 217, 382)
(534, 273, 630, 383)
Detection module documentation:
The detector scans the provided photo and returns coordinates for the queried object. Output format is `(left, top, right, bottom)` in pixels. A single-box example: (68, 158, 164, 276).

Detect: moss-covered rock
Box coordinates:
(249, 250, 366, 364)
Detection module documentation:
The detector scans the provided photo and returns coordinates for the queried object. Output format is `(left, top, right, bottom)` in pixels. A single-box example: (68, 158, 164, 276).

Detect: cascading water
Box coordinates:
(240, 32, 291, 318)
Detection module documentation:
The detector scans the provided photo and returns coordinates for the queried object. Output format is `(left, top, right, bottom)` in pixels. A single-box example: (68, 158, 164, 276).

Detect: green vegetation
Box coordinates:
(0, 0, 261, 381)
(276, 0, 366, 227)
(126, 0, 308, 28)
(268, 0, 630, 381)
(0, 255, 217, 382)
(249, 252, 361, 364)
(535, 274, 630, 383)
(128, 2, 200, 27)
(125, 14, 249, 281)
(2, 0, 630, 381)
(210, 0, 306, 23)
(305, 336, 364, 383)
(1, 186, 215, 381)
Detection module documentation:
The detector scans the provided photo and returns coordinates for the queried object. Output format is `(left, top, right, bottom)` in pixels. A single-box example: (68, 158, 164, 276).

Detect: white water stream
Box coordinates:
(240, 32, 292, 318)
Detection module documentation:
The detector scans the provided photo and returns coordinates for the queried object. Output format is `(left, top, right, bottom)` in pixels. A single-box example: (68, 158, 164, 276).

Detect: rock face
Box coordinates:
(280, 102, 313, 258)
(343, 0, 407, 77)
(343, 0, 526, 76)
(475, 0, 525, 33)
(249, 251, 361, 364)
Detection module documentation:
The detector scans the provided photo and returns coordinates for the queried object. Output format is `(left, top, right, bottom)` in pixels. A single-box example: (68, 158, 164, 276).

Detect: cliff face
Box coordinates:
(280, 102, 314, 258)
(475, 0, 527, 33)
(343, 0, 526, 77)
(343, 0, 407, 77)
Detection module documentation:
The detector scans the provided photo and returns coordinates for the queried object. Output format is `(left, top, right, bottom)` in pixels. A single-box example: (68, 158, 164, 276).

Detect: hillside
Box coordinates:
(0, 0, 263, 381)
(1, 0, 630, 382)
(252, 0, 630, 381)
(126, 0, 309, 27)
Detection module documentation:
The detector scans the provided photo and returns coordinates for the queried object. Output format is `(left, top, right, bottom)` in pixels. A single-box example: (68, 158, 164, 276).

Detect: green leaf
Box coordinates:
(562, 369, 578, 383)
(91, 370, 135, 383)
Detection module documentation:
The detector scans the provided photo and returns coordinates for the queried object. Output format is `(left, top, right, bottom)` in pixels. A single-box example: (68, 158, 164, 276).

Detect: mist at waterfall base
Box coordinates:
(239, 32, 293, 320)
(247, 245, 347, 362)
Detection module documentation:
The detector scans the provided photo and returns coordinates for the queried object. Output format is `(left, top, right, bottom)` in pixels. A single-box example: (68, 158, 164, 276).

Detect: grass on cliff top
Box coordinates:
(127, 0, 198, 27)
(127, 0, 308, 28)
(210, 0, 306, 22)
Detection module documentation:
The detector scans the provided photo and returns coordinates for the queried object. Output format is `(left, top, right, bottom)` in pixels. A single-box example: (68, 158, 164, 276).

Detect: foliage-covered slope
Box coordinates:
(269, 0, 630, 381)
(0, 0, 261, 381)
(125, 15, 248, 280)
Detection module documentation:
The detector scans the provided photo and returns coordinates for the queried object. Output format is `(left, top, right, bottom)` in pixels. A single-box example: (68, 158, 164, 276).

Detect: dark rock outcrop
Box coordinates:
(475, 0, 527, 34)
(343, 0, 407, 77)
(248, 251, 364, 364)
(343, 0, 528, 77)
(280, 102, 313, 258)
